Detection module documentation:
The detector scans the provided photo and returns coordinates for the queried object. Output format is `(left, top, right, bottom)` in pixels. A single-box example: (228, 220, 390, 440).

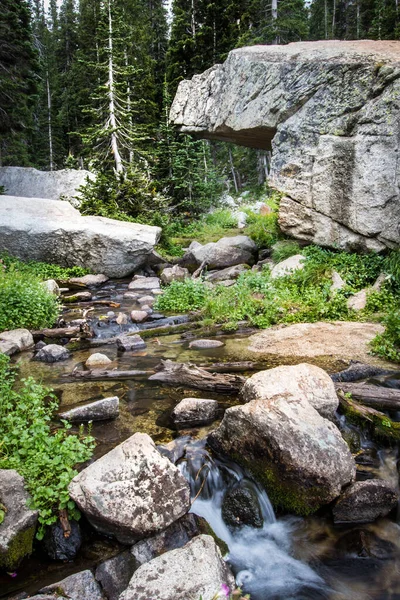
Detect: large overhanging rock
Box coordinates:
(0, 166, 94, 205)
(0, 196, 161, 278)
(170, 41, 400, 252)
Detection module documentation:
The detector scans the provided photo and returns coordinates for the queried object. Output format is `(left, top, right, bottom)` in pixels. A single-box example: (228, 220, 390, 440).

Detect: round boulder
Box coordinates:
(34, 344, 70, 363)
(333, 480, 398, 524)
(85, 353, 112, 368)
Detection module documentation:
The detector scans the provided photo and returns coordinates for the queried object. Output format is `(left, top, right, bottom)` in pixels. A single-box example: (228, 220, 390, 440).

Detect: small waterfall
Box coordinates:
(179, 439, 332, 600)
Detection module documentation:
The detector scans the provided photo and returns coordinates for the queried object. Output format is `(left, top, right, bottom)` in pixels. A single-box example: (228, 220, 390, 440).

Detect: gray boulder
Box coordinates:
(0, 196, 161, 277)
(120, 535, 235, 600)
(34, 344, 70, 363)
(333, 480, 398, 524)
(171, 41, 400, 252)
(116, 334, 146, 352)
(68, 274, 109, 287)
(160, 265, 190, 284)
(0, 470, 38, 570)
(128, 276, 161, 291)
(242, 363, 339, 420)
(95, 552, 137, 600)
(270, 254, 305, 279)
(68, 433, 190, 544)
(182, 236, 257, 271)
(0, 329, 34, 356)
(205, 263, 249, 282)
(172, 398, 219, 427)
(40, 570, 105, 600)
(0, 166, 94, 204)
(58, 396, 119, 422)
(208, 390, 356, 515)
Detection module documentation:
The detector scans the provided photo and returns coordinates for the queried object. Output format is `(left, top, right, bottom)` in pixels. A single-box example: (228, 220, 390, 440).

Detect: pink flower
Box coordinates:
(220, 584, 230, 597)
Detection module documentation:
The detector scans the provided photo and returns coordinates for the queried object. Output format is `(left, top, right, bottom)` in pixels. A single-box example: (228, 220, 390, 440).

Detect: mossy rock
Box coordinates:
(195, 516, 229, 556)
(0, 524, 36, 571)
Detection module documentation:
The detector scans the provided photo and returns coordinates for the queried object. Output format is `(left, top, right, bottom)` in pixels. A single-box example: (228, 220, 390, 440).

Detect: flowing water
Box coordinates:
(2, 278, 400, 599)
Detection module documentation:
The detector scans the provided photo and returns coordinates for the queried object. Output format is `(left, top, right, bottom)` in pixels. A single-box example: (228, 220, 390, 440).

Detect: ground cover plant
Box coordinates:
(0, 355, 95, 538)
(0, 252, 89, 281)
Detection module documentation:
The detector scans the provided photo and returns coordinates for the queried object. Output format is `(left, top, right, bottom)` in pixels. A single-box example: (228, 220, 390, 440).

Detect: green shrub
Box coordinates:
(0, 271, 60, 331)
(271, 240, 301, 263)
(155, 279, 209, 312)
(244, 194, 281, 248)
(370, 309, 400, 362)
(383, 249, 400, 291)
(0, 252, 89, 280)
(0, 355, 95, 538)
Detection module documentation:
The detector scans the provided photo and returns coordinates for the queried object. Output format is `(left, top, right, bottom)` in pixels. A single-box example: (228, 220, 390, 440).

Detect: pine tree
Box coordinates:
(0, 0, 38, 165)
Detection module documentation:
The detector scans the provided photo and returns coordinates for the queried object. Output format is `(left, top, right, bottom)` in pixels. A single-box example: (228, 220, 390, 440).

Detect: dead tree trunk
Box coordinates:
(149, 360, 246, 394)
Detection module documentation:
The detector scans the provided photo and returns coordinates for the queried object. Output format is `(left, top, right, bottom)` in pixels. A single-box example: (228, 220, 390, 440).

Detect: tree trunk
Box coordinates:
(108, 0, 123, 174)
(338, 391, 400, 441)
(229, 147, 238, 193)
(66, 369, 153, 380)
(46, 71, 54, 171)
(334, 383, 400, 411)
(149, 360, 246, 394)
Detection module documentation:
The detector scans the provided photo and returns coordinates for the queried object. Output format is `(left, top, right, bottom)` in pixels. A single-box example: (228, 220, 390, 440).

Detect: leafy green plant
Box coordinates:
(155, 279, 209, 312)
(243, 193, 281, 248)
(383, 249, 400, 291)
(271, 240, 301, 263)
(370, 309, 400, 362)
(0, 252, 89, 280)
(0, 270, 60, 331)
(0, 355, 95, 538)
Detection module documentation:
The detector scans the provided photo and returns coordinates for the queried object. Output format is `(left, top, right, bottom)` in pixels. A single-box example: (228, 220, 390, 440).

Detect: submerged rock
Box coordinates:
(39, 570, 105, 600)
(34, 344, 70, 363)
(222, 483, 263, 529)
(68, 433, 190, 544)
(172, 398, 219, 427)
(242, 363, 339, 420)
(0, 196, 161, 277)
(95, 551, 137, 600)
(43, 519, 82, 561)
(0, 329, 34, 356)
(120, 535, 235, 600)
(208, 392, 356, 515)
(116, 334, 146, 351)
(189, 339, 225, 349)
(0, 470, 38, 570)
(58, 396, 119, 422)
(85, 353, 112, 368)
(333, 480, 398, 524)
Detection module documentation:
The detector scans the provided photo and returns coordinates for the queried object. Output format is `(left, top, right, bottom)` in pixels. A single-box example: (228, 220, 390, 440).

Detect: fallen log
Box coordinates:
(338, 391, 400, 441)
(65, 368, 154, 380)
(200, 361, 269, 373)
(148, 359, 246, 394)
(335, 382, 400, 411)
(31, 326, 92, 340)
(331, 362, 394, 382)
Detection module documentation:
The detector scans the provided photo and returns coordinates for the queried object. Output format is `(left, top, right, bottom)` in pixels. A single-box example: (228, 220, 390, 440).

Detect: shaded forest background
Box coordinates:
(1, 0, 399, 224)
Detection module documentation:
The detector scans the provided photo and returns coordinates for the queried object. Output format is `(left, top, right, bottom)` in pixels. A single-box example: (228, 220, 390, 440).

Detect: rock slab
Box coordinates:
(120, 535, 234, 600)
(171, 41, 400, 251)
(68, 432, 190, 543)
(0, 196, 161, 278)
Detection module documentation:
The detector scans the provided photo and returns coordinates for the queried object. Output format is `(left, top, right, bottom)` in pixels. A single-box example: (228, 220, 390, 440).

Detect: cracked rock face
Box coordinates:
(170, 41, 400, 251)
(68, 432, 190, 544)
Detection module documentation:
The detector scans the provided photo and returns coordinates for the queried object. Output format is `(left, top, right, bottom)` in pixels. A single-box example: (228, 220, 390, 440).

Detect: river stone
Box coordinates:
(58, 396, 119, 422)
(40, 570, 105, 600)
(333, 480, 398, 524)
(188, 236, 257, 270)
(63, 291, 92, 303)
(0, 196, 161, 277)
(85, 353, 112, 368)
(34, 344, 70, 363)
(68, 274, 109, 287)
(130, 310, 148, 323)
(208, 394, 356, 515)
(189, 339, 225, 349)
(222, 483, 263, 529)
(43, 519, 82, 561)
(270, 254, 305, 279)
(0, 470, 38, 570)
(42, 279, 60, 296)
(116, 334, 146, 351)
(172, 398, 219, 427)
(68, 432, 190, 544)
(128, 276, 161, 291)
(137, 295, 155, 306)
(0, 329, 34, 356)
(171, 41, 400, 252)
(120, 535, 235, 600)
(205, 263, 249, 282)
(242, 363, 339, 420)
(160, 264, 190, 284)
(95, 551, 138, 600)
(130, 513, 200, 566)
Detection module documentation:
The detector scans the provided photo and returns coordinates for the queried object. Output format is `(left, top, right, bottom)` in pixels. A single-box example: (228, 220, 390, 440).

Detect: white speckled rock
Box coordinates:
(120, 535, 234, 600)
(242, 363, 339, 420)
(68, 433, 190, 543)
(85, 353, 112, 368)
(58, 397, 119, 422)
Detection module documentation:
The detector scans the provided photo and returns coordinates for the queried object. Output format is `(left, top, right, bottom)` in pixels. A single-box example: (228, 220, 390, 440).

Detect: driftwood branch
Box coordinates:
(31, 326, 92, 339)
(148, 360, 246, 394)
(65, 369, 154, 381)
(200, 361, 269, 373)
(335, 382, 400, 411)
(337, 391, 400, 441)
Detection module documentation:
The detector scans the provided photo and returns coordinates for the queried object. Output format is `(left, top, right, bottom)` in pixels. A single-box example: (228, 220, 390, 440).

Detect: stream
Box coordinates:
(2, 278, 400, 600)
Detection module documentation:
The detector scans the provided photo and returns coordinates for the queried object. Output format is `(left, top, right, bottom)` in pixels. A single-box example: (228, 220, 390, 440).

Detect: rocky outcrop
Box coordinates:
(171, 41, 400, 252)
(0, 470, 38, 570)
(120, 535, 235, 600)
(68, 433, 190, 544)
(0, 167, 94, 205)
(0, 196, 161, 277)
(208, 383, 356, 514)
